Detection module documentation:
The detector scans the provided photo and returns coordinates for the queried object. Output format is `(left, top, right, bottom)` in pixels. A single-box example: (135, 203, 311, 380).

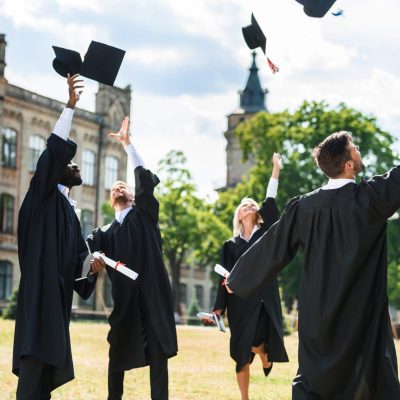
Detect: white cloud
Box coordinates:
(125, 47, 182, 67)
(130, 91, 234, 195)
(0, 0, 106, 48)
(1, 0, 400, 195)
(56, 0, 104, 14)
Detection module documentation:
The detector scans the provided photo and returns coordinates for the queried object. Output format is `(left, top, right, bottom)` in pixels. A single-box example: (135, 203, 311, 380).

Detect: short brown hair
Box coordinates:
(312, 131, 353, 178)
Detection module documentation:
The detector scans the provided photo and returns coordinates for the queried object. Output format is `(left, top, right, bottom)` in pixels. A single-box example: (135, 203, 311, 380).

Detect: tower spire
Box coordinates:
(239, 51, 268, 113)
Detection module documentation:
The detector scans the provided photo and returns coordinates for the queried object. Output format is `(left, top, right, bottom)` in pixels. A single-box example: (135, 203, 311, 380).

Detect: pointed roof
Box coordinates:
(238, 51, 268, 113)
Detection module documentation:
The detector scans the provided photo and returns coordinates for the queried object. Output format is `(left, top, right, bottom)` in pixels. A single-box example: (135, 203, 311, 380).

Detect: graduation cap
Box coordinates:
(52, 41, 126, 86)
(242, 13, 279, 74)
(295, 0, 337, 18)
(331, 8, 344, 17)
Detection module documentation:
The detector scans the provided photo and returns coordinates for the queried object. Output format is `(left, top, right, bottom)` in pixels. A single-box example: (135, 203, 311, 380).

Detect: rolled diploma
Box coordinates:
(214, 264, 230, 278)
(93, 251, 138, 281)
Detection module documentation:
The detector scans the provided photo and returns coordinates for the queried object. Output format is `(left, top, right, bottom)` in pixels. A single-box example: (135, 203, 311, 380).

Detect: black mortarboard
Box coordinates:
(242, 13, 266, 54)
(52, 41, 126, 86)
(242, 14, 279, 74)
(80, 41, 125, 86)
(295, 0, 337, 18)
(52, 47, 82, 77)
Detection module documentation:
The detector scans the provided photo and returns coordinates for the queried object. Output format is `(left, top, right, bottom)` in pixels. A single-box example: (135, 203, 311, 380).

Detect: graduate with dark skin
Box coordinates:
(226, 132, 400, 399)
(88, 117, 177, 400)
(13, 74, 104, 400)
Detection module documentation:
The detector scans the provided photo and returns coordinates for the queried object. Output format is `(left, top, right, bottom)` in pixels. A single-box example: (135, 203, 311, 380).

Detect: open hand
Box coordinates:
(108, 116, 131, 145)
(272, 152, 282, 169)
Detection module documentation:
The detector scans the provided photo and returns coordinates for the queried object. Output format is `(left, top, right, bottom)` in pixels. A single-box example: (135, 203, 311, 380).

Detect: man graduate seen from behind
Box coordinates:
(13, 74, 104, 400)
(227, 131, 400, 399)
(88, 116, 177, 400)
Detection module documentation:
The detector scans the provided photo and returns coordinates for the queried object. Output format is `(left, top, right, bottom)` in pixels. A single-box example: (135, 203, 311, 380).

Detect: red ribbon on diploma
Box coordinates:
(115, 261, 125, 270)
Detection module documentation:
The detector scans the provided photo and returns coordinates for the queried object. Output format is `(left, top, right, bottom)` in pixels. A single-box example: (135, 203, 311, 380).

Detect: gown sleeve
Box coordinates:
(212, 244, 230, 313)
(30, 134, 77, 203)
(363, 166, 400, 219)
(134, 166, 161, 223)
(228, 196, 301, 299)
(258, 198, 280, 231)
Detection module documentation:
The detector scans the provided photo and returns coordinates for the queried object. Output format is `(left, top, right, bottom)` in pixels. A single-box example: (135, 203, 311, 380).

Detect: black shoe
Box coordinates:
(263, 362, 273, 377)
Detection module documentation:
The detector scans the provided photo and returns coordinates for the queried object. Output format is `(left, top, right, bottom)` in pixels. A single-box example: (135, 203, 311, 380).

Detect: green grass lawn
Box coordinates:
(1, 319, 399, 399)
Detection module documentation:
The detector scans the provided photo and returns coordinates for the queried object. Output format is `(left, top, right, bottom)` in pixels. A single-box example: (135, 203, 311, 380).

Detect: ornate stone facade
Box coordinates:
(0, 34, 130, 312)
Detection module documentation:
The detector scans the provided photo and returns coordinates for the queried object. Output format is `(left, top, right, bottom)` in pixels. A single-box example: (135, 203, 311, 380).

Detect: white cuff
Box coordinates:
(266, 177, 279, 198)
(124, 143, 145, 169)
(53, 108, 74, 141)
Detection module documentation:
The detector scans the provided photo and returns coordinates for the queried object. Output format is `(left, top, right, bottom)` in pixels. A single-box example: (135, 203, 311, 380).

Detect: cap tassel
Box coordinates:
(267, 57, 279, 74)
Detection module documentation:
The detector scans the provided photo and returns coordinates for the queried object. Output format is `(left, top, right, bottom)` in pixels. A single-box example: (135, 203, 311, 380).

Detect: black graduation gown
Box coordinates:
(228, 171, 400, 399)
(12, 134, 97, 390)
(87, 166, 177, 372)
(213, 197, 288, 372)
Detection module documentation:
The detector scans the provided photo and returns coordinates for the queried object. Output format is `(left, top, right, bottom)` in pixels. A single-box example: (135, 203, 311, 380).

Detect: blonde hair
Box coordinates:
(232, 197, 263, 236)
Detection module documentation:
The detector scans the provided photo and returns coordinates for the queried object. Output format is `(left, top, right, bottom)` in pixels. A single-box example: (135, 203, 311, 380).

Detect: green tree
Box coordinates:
(157, 150, 230, 313)
(216, 100, 400, 308)
(2, 287, 18, 319)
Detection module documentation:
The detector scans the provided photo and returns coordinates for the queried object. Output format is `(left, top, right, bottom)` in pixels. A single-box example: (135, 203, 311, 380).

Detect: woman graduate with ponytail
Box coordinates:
(211, 153, 288, 400)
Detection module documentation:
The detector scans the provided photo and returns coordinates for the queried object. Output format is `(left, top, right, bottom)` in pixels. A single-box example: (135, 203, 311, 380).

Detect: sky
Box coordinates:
(1, 0, 400, 197)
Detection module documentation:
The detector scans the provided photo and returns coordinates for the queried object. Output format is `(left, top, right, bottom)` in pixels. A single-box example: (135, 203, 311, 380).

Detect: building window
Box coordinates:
(105, 156, 118, 189)
(1, 127, 17, 168)
(0, 194, 14, 234)
(179, 283, 187, 306)
(195, 285, 204, 309)
(82, 149, 96, 186)
(210, 287, 218, 309)
(81, 210, 94, 238)
(28, 135, 46, 172)
(0, 261, 12, 300)
(104, 274, 113, 307)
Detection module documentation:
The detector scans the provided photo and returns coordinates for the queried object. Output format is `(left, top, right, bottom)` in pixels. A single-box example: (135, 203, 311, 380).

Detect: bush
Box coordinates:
(3, 287, 18, 320)
(188, 296, 201, 326)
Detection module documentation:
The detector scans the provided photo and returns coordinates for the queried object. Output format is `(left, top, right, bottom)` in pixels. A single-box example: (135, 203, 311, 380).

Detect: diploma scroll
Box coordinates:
(214, 264, 230, 278)
(197, 312, 226, 333)
(93, 252, 138, 281)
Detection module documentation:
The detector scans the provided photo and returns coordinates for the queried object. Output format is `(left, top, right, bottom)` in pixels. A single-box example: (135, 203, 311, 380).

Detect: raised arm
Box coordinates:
(109, 116, 160, 221)
(30, 74, 84, 201)
(259, 153, 282, 229)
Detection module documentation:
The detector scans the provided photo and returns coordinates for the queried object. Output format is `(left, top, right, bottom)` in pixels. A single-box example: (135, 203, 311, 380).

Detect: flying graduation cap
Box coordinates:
(295, 0, 338, 18)
(52, 41, 126, 86)
(331, 8, 344, 17)
(242, 13, 279, 74)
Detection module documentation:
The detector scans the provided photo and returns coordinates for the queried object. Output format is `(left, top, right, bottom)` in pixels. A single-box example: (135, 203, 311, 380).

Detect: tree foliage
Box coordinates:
(216, 100, 400, 307)
(157, 150, 230, 313)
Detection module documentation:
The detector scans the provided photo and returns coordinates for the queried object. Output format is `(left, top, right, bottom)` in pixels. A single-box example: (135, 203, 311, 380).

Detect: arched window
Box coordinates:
(81, 209, 94, 239)
(0, 194, 14, 234)
(195, 285, 204, 308)
(1, 127, 17, 168)
(82, 149, 96, 186)
(210, 287, 218, 309)
(179, 283, 187, 307)
(105, 156, 118, 189)
(0, 261, 12, 300)
(28, 135, 46, 172)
